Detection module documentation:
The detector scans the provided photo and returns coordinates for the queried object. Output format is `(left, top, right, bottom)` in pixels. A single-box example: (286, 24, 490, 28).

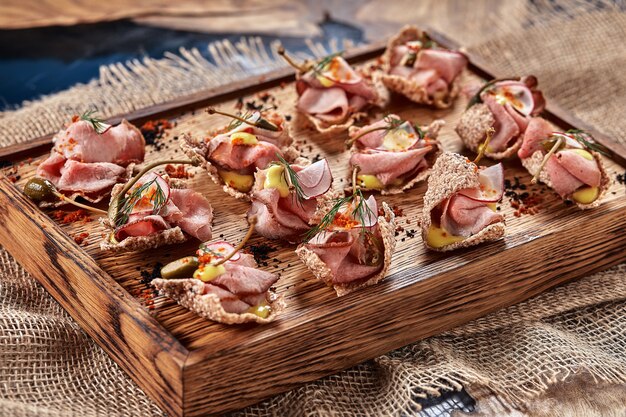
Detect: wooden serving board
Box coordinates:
(1, 31, 625, 416)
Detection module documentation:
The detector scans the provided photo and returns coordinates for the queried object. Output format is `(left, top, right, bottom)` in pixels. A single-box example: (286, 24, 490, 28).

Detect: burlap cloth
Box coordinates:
(1, 2, 625, 416)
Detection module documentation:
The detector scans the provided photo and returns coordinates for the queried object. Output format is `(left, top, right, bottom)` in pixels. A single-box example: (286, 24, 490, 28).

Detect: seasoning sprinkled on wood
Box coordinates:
(52, 209, 92, 224)
(140, 119, 172, 151)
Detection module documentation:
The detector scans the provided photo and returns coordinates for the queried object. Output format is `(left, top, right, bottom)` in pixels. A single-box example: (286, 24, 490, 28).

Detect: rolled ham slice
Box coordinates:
(180, 111, 297, 201)
(36, 118, 145, 205)
(518, 120, 609, 208)
(421, 152, 505, 252)
(152, 253, 284, 324)
(296, 198, 396, 296)
(456, 76, 545, 159)
(348, 116, 444, 194)
(295, 55, 380, 134)
(101, 173, 214, 252)
(380, 25, 467, 108)
(247, 159, 333, 243)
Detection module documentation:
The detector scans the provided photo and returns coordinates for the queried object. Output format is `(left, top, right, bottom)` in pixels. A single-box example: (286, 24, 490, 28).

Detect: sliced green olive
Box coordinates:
(161, 256, 199, 279)
(24, 177, 58, 202)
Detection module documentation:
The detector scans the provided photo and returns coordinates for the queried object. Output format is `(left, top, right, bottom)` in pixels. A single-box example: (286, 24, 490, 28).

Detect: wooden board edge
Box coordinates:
(180, 199, 626, 415)
(0, 40, 387, 162)
(0, 175, 189, 417)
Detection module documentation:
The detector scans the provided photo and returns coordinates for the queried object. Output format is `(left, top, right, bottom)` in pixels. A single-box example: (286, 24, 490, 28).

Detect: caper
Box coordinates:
(161, 256, 199, 279)
(23, 177, 58, 202)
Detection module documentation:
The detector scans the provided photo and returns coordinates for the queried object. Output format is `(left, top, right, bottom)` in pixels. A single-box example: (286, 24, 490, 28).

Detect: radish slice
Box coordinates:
(127, 172, 171, 216)
(458, 163, 504, 203)
(199, 241, 240, 261)
(298, 159, 333, 198)
(488, 81, 535, 116)
(360, 195, 379, 228)
(550, 132, 583, 149)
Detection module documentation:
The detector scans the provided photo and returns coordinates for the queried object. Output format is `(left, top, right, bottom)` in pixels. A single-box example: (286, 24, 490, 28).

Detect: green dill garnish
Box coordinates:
(115, 177, 167, 227)
(304, 167, 376, 242)
(565, 129, 609, 156)
(80, 110, 111, 134)
(272, 153, 306, 205)
(413, 123, 425, 139)
(312, 51, 344, 76)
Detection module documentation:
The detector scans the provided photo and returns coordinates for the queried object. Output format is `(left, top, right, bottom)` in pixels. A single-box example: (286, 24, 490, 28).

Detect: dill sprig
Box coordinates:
(312, 51, 344, 76)
(80, 109, 111, 134)
(303, 188, 376, 242)
(115, 177, 167, 227)
(272, 153, 306, 205)
(565, 129, 609, 156)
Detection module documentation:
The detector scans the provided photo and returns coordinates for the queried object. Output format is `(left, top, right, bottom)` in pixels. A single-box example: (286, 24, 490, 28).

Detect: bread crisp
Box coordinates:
(420, 152, 505, 252)
(152, 278, 285, 324)
(296, 202, 396, 297)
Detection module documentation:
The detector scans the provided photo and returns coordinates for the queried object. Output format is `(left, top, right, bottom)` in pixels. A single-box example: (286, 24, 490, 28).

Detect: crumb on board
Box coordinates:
(504, 177, 543, 217)
(137, 262, 164, 310)
(72, 232, 89, 245)
(165, 164, 193, 179)
(52, 209, 92, 224)
(140, 119, 172, 151)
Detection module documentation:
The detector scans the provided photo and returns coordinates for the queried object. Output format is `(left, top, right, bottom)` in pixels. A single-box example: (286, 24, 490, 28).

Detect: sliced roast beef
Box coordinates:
(208, 137, 282, 173)
(111, 173, 213, 244)
(202, 254, 279, 314)
(518, 117, 554, 159)
(482, 94, 522, 151)
(168, 189, 214, 241)
(303, 229, 382, 284)
(555, 150, 601, 187)
(248, 159, 332, 242)
(36, 118, 145, 203)
(296, 55, 378, 128)
(440, 194, 502, 237)
(54, 119, 144, 165)
(350, 147, 432, 185)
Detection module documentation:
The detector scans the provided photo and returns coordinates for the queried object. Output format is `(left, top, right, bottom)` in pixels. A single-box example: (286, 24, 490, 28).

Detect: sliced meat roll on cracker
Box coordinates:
(101, 173, 213, 252)
(296, 193, 396, 296)
(37, 114, 145, 206)
(181, 109, 298, 200)
(279, 48, 385, 134)
(248, 157, 334, 243)
(347, 115, 444, 194)
(379, 25, 467, 108)
(421, 152, 505, 251)
(153, 243, 283, 324)
(518, 118, 610, 209)
(456, 76, 545, 159)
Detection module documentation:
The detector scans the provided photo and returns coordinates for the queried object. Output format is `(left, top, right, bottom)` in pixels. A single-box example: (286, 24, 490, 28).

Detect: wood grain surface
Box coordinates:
(1, 40, 625, 416)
